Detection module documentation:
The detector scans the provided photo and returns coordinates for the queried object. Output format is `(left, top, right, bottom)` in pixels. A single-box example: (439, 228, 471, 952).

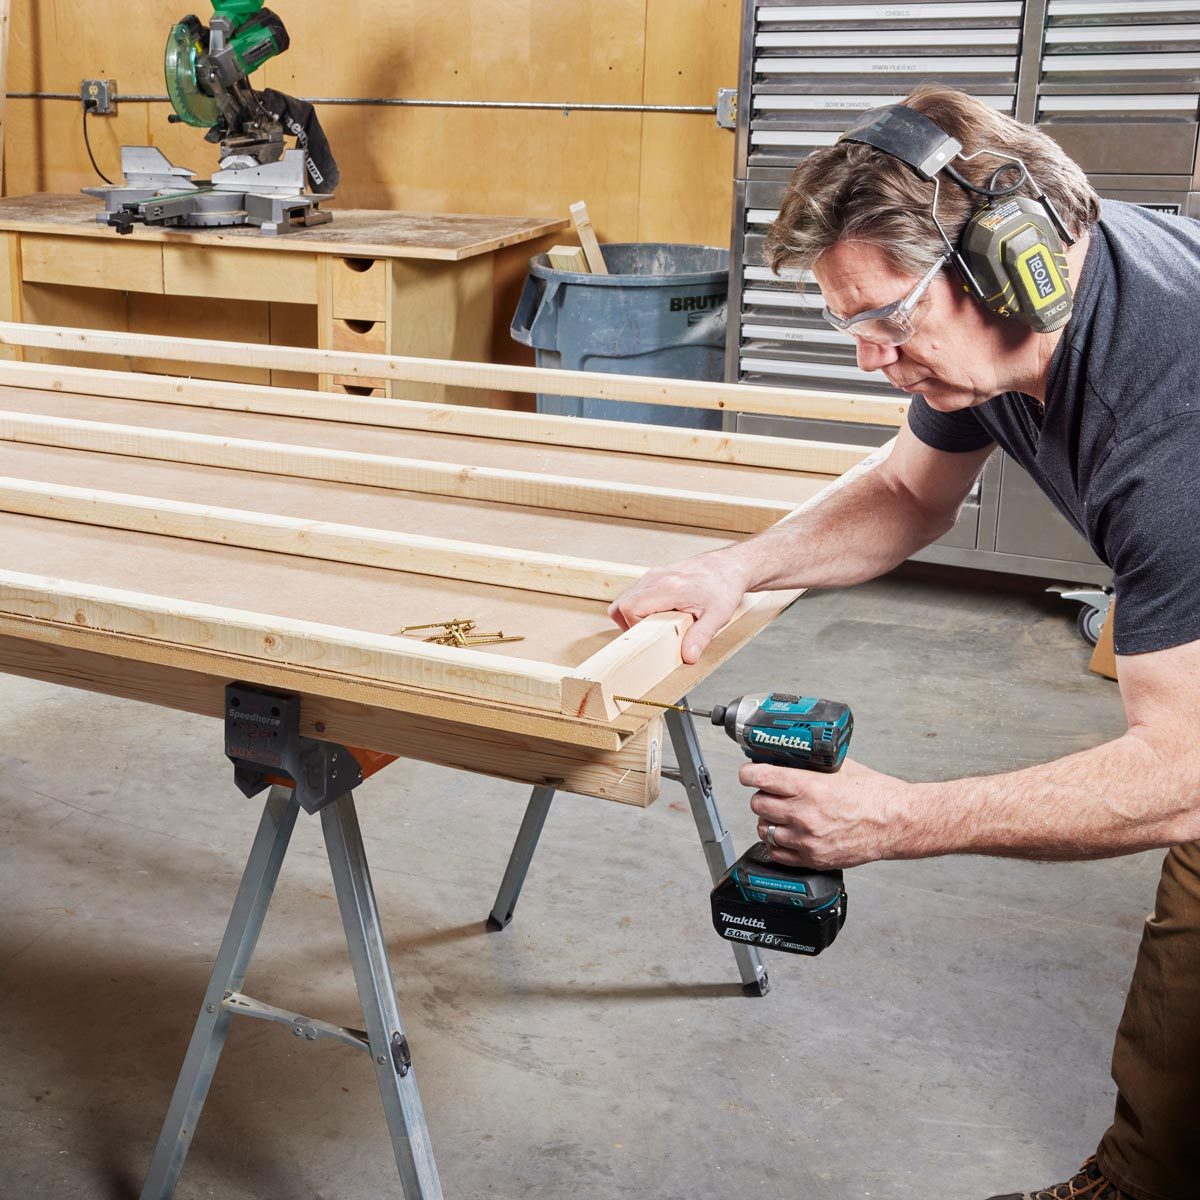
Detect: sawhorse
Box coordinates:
(486, 703, 770, 998)
(138, 692, 763, 1200)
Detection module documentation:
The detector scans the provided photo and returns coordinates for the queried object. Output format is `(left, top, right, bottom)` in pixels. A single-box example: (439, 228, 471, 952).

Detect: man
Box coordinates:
(609, 84, 1200, 1200)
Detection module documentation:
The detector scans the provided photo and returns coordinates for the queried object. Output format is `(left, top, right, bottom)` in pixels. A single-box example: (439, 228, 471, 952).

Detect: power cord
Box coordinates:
(82, 100, 114, 185)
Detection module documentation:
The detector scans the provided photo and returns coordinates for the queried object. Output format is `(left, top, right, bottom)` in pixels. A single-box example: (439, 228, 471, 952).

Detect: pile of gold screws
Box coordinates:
(400, 619, 524, 647)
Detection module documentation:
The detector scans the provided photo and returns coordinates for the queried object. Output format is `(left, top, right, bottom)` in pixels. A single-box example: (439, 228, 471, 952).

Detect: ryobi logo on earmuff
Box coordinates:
(1016, 244, 1066, 310)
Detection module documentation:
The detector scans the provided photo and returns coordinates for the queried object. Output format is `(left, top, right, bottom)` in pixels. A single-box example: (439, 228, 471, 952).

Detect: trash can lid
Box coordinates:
(530, 242, 729, 287)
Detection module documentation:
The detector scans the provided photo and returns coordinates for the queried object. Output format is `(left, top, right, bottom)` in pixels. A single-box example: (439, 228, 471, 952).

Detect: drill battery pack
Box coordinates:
(710, 842, 847, 956)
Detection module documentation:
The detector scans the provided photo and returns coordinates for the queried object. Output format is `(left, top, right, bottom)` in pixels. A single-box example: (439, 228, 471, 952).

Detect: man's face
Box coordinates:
(812, 240, 1027, 410)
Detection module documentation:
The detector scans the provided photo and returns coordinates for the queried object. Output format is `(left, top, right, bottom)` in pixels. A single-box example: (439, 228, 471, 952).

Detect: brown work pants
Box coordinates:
(1096, 841, 1200, 1200)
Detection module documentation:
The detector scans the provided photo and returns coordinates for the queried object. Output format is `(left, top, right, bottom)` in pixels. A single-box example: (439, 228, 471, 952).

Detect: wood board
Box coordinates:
(0, 322, 889, 794)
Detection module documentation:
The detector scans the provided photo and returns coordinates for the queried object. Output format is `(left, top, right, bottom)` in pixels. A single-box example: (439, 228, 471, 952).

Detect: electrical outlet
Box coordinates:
(81, 79, 118, 114)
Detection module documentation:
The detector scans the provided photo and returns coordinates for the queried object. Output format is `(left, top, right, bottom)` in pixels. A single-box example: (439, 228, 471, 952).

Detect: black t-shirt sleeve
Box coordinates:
(907, 393, 996, 453)
(1095, 414, 1200, 655)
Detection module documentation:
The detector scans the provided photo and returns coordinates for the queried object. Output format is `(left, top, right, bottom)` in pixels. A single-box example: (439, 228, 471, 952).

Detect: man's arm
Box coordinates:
(745, 637, 1200, 868)
(724, 422, 993, 591)
(609, 424, 993, 662)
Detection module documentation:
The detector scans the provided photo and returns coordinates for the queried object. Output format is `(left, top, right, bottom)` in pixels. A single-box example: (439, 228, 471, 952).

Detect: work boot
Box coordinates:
(987, 1157, 1135, 1200)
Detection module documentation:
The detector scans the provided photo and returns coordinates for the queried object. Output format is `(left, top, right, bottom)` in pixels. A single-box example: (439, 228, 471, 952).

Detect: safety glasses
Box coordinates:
(821, 253, 951, 346)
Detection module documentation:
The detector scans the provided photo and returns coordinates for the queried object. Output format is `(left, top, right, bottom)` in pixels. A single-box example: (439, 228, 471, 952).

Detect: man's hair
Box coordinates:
(762, 85, 1101, 277)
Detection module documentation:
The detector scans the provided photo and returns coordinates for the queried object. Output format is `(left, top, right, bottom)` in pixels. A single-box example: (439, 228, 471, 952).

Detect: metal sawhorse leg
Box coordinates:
(140, 784, 442, 1200)
(486, 699, 770, 997)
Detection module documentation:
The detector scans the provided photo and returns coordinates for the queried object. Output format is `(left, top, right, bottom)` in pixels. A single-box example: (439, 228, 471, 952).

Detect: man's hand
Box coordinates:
(742, 758, 914, 869)
(608, 549, 751, 664)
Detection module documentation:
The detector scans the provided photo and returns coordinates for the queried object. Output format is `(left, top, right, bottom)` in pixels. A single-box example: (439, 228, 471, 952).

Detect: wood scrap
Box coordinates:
(569, 202, 608, 275)
(547, 245, 590, 273)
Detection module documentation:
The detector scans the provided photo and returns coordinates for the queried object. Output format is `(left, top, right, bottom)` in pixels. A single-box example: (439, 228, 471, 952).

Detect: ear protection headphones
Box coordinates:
(838, 104, 1075, 334)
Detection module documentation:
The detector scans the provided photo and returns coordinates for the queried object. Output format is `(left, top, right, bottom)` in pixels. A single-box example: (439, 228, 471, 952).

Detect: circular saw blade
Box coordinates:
(164, 17, 221, 128)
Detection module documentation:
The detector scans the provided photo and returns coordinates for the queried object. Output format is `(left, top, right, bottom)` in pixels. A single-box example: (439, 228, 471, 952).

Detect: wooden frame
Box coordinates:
(0, 321, 900, 799)
(0, 632, 664, 807)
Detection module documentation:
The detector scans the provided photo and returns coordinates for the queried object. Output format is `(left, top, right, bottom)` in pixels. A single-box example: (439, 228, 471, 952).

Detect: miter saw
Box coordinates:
(84, 1, 339, 236)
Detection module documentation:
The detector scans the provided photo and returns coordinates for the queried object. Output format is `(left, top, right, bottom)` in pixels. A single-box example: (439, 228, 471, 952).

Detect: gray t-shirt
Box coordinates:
(908, 199, 1200, 656)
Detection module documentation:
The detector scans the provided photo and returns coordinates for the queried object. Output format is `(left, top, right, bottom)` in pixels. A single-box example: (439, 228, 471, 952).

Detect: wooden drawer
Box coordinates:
(331, 376, 388, 396)
(331, 317, 388, 391)
(21, 234, 163, 293)
(331, 256, 387, 321)
(162, 244, 317, 304)
(331, 316, 387, 356)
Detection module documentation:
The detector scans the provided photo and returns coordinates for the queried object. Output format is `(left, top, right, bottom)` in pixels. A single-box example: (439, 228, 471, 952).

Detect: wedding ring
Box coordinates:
(766, 824, 778, 848)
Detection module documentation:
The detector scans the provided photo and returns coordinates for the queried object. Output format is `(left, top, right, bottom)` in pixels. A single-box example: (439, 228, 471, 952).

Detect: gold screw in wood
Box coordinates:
(613, 695, 688, 712)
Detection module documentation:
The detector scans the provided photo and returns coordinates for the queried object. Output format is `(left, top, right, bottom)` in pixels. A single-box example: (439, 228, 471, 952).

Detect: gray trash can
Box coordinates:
(510, 242, 729, 430)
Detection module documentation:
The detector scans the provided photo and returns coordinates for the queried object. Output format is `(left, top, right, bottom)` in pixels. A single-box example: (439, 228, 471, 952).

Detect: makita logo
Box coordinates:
(1027, 251, 1056, 299)
(749, 730, 811, 751)
(721, 912, 766, 929)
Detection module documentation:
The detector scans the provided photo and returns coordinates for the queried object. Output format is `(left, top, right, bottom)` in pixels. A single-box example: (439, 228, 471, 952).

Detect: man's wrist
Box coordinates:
(719, 540, 765, 594)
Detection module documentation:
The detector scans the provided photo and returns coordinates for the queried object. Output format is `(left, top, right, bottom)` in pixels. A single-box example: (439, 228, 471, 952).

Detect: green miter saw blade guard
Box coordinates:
(165, 17, 221, 128)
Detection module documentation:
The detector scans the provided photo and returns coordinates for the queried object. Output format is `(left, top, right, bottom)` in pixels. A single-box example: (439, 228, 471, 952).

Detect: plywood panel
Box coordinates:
(126, 294, 273, 386)
(263, 0, 648, 107)
(18, 281, 130, 373)
(269, 301, 319, 390)
(316, 107, 644, 242)
(639, 0, 740, 247)
(13, 1, 181, 95)
(5, 98, 152, 197)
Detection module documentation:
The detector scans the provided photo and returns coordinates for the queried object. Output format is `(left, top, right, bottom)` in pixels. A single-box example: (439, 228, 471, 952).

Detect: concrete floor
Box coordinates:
(0, 567, 1158, 1200)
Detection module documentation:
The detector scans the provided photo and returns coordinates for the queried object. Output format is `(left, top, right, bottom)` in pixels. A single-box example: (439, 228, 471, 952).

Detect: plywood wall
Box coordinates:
(4, 0, 739, 372)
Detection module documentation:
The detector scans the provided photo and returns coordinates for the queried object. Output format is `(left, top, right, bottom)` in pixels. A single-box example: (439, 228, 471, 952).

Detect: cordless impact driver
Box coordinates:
(697, 693, 853, 957)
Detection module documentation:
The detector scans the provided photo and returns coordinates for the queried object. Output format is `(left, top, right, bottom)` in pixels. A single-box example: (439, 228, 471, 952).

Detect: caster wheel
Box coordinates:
(1077, 603, 1105, 647)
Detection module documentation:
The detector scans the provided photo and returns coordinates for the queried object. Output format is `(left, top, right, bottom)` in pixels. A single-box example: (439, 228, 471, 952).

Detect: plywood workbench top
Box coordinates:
(0, 194, 567, 260)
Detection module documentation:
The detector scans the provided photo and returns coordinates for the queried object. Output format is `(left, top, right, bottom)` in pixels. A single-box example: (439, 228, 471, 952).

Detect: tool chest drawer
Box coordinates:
(1041, 0, 1200, 85)
(746, 1, 1023, 170)
(1037, 2, 1200, 175)
(1036, 105, 1200, 176)
(751, 90, 1012, 161)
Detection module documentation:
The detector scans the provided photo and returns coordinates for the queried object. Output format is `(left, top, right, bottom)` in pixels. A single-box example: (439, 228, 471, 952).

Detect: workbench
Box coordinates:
(0, 194, 565, 403)
(0, 321, 904, 1197)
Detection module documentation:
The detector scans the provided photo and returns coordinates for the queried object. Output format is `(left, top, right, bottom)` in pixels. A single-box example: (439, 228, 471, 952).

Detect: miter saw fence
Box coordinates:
(84, 2, 339, 236)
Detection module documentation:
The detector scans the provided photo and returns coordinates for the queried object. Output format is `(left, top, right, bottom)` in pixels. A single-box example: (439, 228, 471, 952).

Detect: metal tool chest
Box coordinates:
(727, 0, 1200, 581)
